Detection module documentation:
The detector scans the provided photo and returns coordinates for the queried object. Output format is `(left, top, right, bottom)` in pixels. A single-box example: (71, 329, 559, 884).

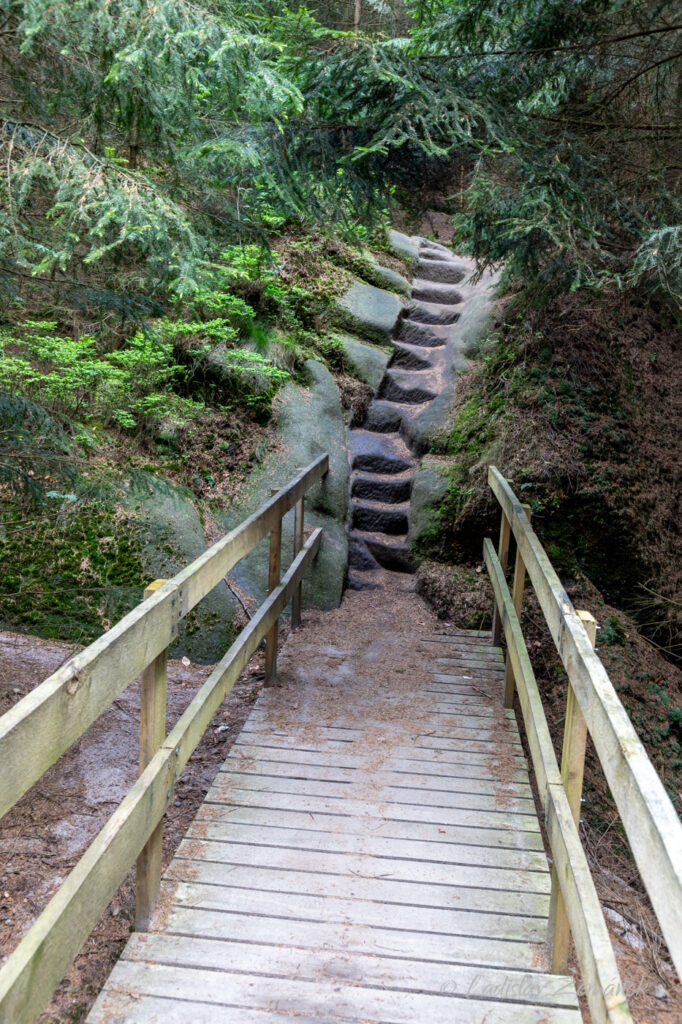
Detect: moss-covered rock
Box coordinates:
(334, 281, 405, 346)
(408, 464, 451, 555)
(360, 250, 411, 297)
(0, 471, 240, 662)
(123, 471, 241, 663)
(339, 334, 390, 390)
(387, 230, 420, 269)
(0, 497, 146, 644)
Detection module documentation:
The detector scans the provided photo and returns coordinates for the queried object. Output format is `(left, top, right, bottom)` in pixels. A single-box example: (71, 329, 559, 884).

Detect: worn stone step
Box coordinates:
(362, 401, 404, 433)
(396, 318, 451, 347)
(419, 239, 454, 257)
(347, 568, 384, 591)
(408, 300, 461, 326)
(351, 498, 410, 535)
(347, 566, 415, 591)
(380, 370, 436, 405)
(349, 529, 415, 573)
(351, 469, 413, 503)
(411, 279, 464, 305)
(349, 429, 415, 474)
(391, 341, 434, 370)
(348, 532, 380, 571)
(364, 399, 427, 439)
(418, 250, 452, 262)
(417, 257, 467, 284)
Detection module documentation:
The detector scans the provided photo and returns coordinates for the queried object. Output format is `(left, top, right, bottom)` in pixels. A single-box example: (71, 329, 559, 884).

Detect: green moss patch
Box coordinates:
(0, 501, 144, 643)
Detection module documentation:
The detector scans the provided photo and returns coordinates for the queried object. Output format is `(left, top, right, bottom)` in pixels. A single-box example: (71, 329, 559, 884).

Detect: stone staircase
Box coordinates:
(348, 239, 469, 589)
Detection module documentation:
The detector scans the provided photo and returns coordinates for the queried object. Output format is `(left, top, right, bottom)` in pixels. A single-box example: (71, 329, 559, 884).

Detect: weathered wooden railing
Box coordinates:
(0, 454, 328, 1024)
(485, 465, 682, 1024)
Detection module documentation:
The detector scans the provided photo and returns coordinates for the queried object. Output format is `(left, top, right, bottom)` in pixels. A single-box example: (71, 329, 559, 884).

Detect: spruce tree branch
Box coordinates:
(418, 23, 682, 60)
(596, 52, 682, 108)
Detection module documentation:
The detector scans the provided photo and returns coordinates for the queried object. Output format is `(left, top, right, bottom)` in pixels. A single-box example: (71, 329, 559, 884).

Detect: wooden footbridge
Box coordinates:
(0, 459, 680, 1023)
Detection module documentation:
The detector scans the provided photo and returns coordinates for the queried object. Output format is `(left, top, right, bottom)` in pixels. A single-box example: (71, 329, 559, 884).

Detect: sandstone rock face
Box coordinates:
(222, 359, 349, 614)
(125, 471, 240, 664)
(346, 236, 499, 590)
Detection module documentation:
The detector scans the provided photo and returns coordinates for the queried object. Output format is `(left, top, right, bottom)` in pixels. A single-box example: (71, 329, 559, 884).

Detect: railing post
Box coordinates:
(503, 503, 531, 708)
(265, 488, 282, 685)
(291, 497, 305, 629)
(492, 511, 511, 647)
(548, 608, 597, 973)
(135, 578, 168, 932)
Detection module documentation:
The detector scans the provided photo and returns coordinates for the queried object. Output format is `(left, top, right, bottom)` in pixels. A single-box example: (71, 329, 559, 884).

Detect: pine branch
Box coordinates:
(417, 23, 682, 60)
(596, 52, 682, 108)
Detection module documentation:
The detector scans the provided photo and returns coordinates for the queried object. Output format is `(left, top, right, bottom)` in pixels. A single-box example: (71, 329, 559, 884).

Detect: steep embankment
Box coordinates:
(415, 292, 682, 658)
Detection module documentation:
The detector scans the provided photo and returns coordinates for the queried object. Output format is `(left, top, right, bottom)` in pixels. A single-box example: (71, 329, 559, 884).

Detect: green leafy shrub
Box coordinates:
(0, 321, 204, 435)
(180, 281, 258, 328)
(600, 615, 626, 646)
(215, 349, 290, 422)
(216, 245, 317, 331)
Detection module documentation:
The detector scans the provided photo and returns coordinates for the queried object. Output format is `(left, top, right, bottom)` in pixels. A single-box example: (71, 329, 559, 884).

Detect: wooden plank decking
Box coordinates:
(88, 624, 582, 1023)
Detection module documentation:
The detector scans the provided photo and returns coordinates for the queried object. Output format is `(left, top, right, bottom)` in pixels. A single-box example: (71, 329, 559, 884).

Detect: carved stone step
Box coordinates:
(346, 569, 384, 591)
(408, 301, 461, 326)
(380, 371, 436, 405)
(416, 258, 467, 284)
(391, 342, 433, 371)
(362, 402, 404, 434)
(351, 469, 413, 504)
(349, 429, 415, 475)
(411, 279, 464, 305)
(418, 241, 457, 262)
(349, 529, 415, 573)
(351, 499, 410, 535)
(396, 318, 451, 347)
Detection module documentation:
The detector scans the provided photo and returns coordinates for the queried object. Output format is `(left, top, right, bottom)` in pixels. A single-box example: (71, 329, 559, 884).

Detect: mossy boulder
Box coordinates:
(334, 281, 405, 346)
(360, 250, 411, 297)
(0, 471, 239, 664)
(0, 495, 146, 644)
(222, 359, 349, 613)
(408, 464, 451, 555)
(387, 230, 420, 269)
(124, 471, 241, 663)
(339, 334, 390, 390)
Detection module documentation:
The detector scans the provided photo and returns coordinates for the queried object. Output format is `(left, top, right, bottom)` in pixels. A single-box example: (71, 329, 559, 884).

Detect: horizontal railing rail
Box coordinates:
(485, 465, 682, 1023)
(0, 455, 328, 1024)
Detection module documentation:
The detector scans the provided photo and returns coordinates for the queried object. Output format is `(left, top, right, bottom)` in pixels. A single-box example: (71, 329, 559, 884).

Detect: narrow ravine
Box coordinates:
(347, 238, 470, 589)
